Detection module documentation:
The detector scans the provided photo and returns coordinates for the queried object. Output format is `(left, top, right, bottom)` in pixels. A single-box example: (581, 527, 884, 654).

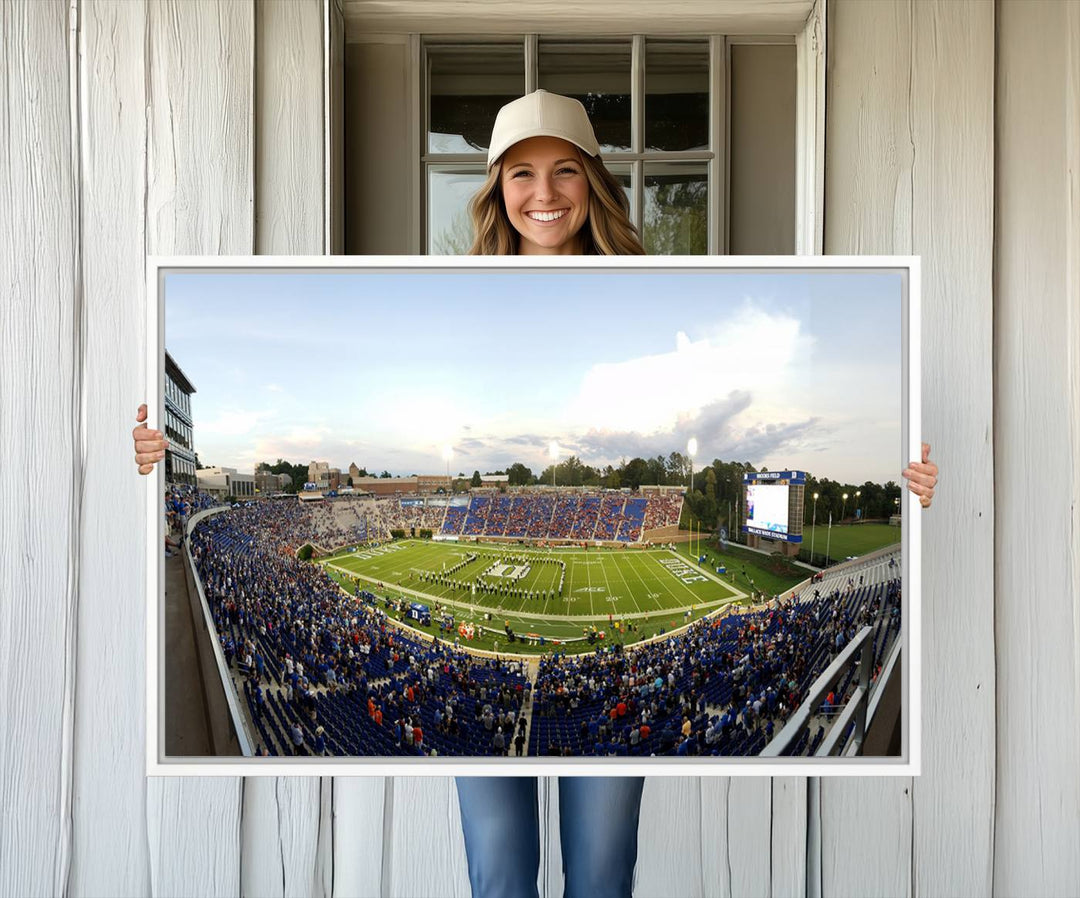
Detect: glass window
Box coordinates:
(538, 41, 632, 153)
(645, 40, 709, 152)
(427, 44, 525, 154)
(643, 163, 708, 255)
(428, 166, 488, 254)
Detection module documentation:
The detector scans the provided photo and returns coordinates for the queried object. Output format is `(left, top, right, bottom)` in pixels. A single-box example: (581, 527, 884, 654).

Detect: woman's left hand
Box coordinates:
(902, 442, 938, 509)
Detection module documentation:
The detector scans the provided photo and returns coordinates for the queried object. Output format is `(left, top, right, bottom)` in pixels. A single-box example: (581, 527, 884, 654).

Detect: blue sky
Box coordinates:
(165, 269, 904, 484)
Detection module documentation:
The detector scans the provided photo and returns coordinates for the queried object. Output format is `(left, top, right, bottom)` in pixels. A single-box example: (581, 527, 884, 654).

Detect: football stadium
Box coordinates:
(177, 476, 904, 761)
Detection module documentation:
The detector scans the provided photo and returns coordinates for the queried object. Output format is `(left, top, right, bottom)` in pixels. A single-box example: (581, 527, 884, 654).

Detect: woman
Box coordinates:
(452, 90, 648, 898)
(132, 90, 939, 898)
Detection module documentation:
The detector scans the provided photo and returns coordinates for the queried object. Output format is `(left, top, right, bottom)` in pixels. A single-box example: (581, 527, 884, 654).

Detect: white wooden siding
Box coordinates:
(71, 1, 152, 895)
(0, 2, 77, 896)
(993, 1, 1080, 894)
(1, 2, 1078, 897)
(824, 2, 997, 897)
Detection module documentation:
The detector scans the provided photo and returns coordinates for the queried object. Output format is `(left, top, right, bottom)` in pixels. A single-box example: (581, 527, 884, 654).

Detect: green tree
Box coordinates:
(666, 451, 688, 485)
(471, 470, 482, 487)
(622, 457, 649, 490)
(506, 463, 534, 486)
(645, 455, 666, 487)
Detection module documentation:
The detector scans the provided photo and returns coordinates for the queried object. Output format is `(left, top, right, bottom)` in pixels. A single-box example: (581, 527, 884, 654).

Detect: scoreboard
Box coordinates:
(742, 470, 806, 544)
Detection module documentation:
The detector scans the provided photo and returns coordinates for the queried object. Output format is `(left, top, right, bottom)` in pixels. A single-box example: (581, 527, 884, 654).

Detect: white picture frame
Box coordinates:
(146, 254, 920, 777)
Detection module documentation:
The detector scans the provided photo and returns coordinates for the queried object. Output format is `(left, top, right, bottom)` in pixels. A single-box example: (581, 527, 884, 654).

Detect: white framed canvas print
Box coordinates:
(145, 255, 920, 777)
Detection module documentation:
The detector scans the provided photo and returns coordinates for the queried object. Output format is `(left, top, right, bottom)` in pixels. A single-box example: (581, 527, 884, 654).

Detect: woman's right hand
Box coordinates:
(133, 403, 169, 474)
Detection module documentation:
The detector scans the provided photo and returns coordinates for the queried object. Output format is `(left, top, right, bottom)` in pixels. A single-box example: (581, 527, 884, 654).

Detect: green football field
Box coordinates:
(317, 540, 746, 653)
(798, 522, 901, 563)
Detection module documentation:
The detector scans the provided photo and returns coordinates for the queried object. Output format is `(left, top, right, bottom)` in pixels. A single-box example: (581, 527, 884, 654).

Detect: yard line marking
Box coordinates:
(605, 553, 643, 616)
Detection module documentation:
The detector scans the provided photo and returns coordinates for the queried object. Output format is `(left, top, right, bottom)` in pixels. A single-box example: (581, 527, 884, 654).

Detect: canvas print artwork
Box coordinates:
(155, 263, 912, 770)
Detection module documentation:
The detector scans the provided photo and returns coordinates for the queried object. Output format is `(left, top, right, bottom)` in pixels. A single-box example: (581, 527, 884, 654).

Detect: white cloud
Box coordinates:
(565, 304, 812, 434)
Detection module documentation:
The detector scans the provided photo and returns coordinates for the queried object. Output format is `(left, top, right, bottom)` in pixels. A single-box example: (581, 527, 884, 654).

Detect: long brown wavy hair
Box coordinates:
(468, 150, 645, 255)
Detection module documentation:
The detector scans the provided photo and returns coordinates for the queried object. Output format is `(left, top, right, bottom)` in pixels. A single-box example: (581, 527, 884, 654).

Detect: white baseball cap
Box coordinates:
(486, 90, 600, 168)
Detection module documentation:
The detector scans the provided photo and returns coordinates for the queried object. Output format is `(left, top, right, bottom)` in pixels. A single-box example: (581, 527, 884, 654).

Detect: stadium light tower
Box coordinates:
(841, 492, 848, 523)
(549, 440, 559, 488)
(687, 437, 698, 494)
(855, 489, 861, 520)
(811, 491, 819, 566)
(442, 445, 453, 493)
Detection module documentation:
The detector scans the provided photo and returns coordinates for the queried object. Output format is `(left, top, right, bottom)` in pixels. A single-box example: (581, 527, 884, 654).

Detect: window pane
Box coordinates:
(604, 162, 634, 221)
(643, 163, 707, 255)
(645, 40, 709, 152)
(427, 44, 524, 154)
(428, 167, 487, 254)
(538, 41, 632, 153)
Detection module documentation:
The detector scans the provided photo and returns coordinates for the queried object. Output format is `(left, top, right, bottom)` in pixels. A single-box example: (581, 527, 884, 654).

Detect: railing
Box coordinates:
(182, 505, 254, 756)
(760, 624, 874, 757)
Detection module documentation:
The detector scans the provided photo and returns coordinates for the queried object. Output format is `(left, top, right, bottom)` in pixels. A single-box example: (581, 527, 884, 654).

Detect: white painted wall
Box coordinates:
(1, 2, 1077, 897)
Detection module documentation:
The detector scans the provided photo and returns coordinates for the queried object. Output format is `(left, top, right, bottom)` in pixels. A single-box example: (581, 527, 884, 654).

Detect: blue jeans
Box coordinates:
(455, 776, 646, 898)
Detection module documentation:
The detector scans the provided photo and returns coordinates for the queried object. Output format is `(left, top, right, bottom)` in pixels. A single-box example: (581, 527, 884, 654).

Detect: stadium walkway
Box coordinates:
(164, 551, 213, 756)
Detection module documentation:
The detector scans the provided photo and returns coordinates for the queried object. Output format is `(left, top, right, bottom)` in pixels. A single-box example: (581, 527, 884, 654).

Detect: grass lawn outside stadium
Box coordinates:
(797, 522, 901, 563)
(317, 540, 757, 655)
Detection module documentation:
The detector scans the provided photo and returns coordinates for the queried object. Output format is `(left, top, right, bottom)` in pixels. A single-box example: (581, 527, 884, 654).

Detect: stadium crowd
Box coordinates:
(185, 498, 901, 759)
(261, 489, 685, 550)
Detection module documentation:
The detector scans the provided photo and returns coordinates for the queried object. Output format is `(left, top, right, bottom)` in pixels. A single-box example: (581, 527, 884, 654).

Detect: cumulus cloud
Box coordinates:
(564, 304, 812, 434)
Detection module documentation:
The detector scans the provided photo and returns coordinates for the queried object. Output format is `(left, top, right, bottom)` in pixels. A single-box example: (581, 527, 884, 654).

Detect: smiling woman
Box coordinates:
(467, 90, 645, 256)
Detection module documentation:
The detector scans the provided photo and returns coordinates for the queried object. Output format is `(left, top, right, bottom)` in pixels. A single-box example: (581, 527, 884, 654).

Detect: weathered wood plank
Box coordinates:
(634, 777, 707, 898)
(145, 0, 255, 257)
(908, 2, 996, 895)
(332, 778, 386, 898)
(145, 2, 254, 895)
(699, 778, 774, 898)
(770, 777, 808, 898)
(993, 2, 1080, 893)
(70, 2, 153, 894)
(0, 2, 78, 896)
(383, 777, 470, 898)
(254, 0, 324, 255)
